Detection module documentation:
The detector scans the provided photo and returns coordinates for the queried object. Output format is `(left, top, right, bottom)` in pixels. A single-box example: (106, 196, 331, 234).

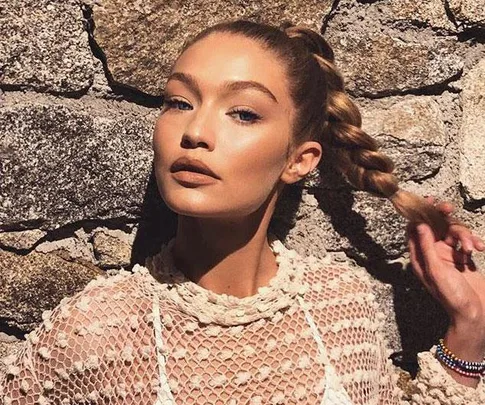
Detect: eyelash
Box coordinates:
(162, 98, 192, 111)
(162, 98, 262, 125)
(229, 108, 262, 125)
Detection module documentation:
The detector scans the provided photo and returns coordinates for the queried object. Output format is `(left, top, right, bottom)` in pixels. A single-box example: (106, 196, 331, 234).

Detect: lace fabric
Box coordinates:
(1, 239, 484, 405)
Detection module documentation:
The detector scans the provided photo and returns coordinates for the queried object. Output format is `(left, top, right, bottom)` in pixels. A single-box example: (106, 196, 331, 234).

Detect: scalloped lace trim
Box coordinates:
(144, 237, 316, 326)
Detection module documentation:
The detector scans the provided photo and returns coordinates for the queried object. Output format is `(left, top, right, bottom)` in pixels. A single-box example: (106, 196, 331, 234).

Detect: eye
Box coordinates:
(162, 98, 193, 111)
(229, 108, 262, 125)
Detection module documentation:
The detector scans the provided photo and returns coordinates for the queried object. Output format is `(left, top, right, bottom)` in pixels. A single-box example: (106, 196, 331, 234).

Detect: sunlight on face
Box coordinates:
(152, 32, 295, 218)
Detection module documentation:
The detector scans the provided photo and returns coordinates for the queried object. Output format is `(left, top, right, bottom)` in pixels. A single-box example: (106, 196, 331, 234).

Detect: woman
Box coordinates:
(1, 20, 484, 404)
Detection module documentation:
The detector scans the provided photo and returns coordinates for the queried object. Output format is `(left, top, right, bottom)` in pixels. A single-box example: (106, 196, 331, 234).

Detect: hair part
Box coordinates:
(181, 19, 449, 238)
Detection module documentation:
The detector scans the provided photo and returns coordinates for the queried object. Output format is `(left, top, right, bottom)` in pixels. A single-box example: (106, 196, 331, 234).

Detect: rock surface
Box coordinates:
(0, 249, 102, 331)
(360, 96, 447, 181)
(91, 0, 334, 95)
(92, 227, 135, 268)
(35, 236, 95, 266)
(0, 229, 46, 251)
(0, 0, 94, 93)
(325, 1, 464, 96)
(328, 31, 462, 97)
(0, 93, 157, 231)
(459, 59, 485, 202)
(272, 188, 407, 260)
(386, 0, 455, 32)
(448, 0, 485, 30)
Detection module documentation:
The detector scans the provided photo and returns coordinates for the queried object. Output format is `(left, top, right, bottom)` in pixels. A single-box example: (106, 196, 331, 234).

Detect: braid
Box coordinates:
(284, 25, 449, 238)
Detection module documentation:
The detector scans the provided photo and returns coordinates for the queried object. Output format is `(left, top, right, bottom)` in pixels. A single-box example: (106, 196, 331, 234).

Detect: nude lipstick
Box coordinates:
(170, 157, 220, 187)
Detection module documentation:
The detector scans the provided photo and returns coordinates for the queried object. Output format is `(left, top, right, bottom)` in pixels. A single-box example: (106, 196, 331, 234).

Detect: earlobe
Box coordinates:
(280, 141, 322, 184)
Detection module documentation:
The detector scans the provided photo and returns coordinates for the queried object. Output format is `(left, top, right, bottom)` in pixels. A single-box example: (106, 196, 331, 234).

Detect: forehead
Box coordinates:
(172, 32, 290, 100)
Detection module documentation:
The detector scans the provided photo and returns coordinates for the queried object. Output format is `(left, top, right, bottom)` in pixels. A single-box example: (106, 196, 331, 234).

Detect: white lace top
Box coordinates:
(1, 239, 484, 404)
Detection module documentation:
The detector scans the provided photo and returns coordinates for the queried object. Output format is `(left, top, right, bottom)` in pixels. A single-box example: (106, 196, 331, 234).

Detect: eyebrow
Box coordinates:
(223, 80, 278, 103)
(166, 72, 278, 103)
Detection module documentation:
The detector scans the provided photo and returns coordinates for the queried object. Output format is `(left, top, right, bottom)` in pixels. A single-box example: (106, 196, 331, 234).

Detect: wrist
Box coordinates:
(444, 324, 485, 362)
(435, 328, 485, 387)
(446, 320, 485, 361)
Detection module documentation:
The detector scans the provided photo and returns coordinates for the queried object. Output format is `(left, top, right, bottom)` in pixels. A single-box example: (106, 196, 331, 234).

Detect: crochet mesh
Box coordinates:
(1, 240, 484, 405)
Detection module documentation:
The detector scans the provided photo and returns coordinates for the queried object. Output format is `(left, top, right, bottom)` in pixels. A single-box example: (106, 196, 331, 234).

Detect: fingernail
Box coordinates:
(416, 224, 427, 235)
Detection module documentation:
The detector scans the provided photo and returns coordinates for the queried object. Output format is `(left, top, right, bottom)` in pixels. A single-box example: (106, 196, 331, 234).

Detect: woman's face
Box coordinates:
(152, 32, 296, 218)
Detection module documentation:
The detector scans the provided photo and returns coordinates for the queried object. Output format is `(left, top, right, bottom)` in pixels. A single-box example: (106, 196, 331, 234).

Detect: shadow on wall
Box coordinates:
(130, 167, 177, 267)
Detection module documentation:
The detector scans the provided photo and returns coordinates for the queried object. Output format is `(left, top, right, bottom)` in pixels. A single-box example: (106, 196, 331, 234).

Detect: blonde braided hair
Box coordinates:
(284, 25, 448, 238)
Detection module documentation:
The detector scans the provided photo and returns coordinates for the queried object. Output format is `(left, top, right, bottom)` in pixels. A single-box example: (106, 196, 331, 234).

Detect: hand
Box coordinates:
(407, 199, 485, 386)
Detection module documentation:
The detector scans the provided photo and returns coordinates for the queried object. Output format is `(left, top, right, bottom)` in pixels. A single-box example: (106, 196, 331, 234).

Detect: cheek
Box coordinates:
(221, 127, 289, 201)
(153, 118, 175, 161)
(229, 127, 288, 176)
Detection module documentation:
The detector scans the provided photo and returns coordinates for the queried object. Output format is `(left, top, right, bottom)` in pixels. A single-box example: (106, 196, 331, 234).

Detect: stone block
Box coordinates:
(0, 229, 46, 251)
(325, 0, 463, 96)
(0, 93, 157, 230)
(448, 0, 485, 30)
(0, 249, 102, 331)
(35, 236, 95, 266)
(386, 0, 455, 32)
(327, 31, 462, 97)
(92, 227, 135, 268)
(91, 0, 334, 95)
(459, 59, 485, 203)
(360, 97, 447, 181)
(0, 0, 94, 93)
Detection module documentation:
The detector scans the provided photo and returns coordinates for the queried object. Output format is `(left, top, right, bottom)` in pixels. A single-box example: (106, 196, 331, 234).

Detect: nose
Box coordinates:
(181, 108, 215, 151)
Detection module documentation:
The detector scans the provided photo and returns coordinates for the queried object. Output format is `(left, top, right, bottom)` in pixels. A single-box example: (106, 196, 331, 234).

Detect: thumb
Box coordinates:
(416, 223, 440, 269)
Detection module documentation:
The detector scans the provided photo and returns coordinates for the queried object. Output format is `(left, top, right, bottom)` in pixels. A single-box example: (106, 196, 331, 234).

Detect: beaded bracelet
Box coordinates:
(435, 339, 485, 378)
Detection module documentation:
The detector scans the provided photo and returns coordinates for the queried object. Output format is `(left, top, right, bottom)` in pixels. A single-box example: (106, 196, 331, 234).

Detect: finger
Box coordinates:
(472, 235, 485, 251)
(407, 230, 425, 280)
(407, 227, 438, 297)
(415, 223, 441, 269)
(435, 201, 454, 215)
(449, 225, 474, 254)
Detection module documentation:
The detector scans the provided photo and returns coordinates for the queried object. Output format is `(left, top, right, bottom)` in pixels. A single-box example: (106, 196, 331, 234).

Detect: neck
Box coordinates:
(172, 193, 279, 298)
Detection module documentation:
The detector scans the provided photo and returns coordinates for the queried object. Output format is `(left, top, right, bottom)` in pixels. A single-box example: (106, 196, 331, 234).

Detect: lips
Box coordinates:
(170, 157, 220, 180)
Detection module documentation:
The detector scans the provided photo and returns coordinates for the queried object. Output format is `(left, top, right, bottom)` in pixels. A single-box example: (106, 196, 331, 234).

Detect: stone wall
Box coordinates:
(1, 0, 485, 376)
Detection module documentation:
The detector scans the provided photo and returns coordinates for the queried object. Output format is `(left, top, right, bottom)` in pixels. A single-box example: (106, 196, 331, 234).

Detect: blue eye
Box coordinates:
(163, 98, 193, 111)
(230, 109, 262, 124)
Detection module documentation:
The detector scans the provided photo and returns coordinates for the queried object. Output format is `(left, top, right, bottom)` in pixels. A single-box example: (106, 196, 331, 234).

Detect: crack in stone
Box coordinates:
(0, 82, 92, 100)
(443, 0, 460, 29)
(460, 184, 485, 211)
(80, 3, 164, 108)
(0, 319, 29, 339)
(321, 0, 342, 33)
(349, 69, 464, 99)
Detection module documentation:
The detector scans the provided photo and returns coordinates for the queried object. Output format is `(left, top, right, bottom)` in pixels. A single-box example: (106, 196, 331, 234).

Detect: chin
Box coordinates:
(161, 189, 263, 219)
(161, 189, 222, 217)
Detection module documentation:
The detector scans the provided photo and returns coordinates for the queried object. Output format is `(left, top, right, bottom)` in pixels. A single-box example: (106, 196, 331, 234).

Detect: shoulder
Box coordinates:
(299, 252, 393, 379)
(301, 251, 377, 298)
(24, 265, 153, 351)
(1, 267, 155, 402)
(299, 251, 386, 336)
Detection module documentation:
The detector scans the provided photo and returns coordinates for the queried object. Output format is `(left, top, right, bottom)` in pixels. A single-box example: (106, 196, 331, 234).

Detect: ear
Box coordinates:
(280, 141, 322, 184)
